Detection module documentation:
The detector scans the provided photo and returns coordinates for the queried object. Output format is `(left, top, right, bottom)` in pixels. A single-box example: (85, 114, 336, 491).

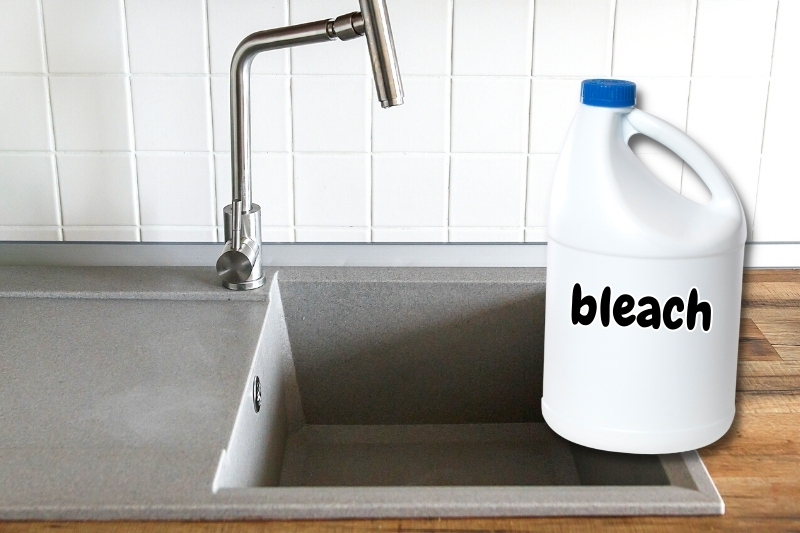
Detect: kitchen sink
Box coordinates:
(212, 268, 724, 517)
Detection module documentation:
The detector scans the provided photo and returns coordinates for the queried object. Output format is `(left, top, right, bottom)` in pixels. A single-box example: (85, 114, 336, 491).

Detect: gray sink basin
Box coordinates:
(212, 268, 724, 517)
(0, 264, 723, 519)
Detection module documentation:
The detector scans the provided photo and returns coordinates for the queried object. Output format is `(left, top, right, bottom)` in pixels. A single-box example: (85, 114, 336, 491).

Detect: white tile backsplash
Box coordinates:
(125, 0, 209, 74)
(451, 78, 530, 153)
(762, 78, 800, 156)
(753, 153, 800, 241)
(293, 154, 369, 226)
(372, 154, 448, 227)
(136, 153, 215, 226)
(529, 79, 582, 153)
(0, 0, 46, 73)
(449, 154, 527, 227)
(292, 75, 370, 152)
(771, 0, 800, 77)
(386, 0, 452, 76)
(532, 0, 614, 77)
(63, 226, 140, 241)
(0, 77, 52, 151)
(692, 0, 778, 77)
(42, 0, 127, 73)
(0, 154, 59, 225)
(372, 77, 450, 153)
(57, 153, 138, 226)
(131, 76, 212, 151)
(452, 0, 534, 76)
(1, 0, 800, 245)
(612, 0, 695, 77)
(49, 76, 133, 151)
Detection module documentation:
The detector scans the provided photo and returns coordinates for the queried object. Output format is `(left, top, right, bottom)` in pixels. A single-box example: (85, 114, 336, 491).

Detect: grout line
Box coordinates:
(287, 0, 297, 243)
(202, 0, 218, 237)
(446, 0, 456, 242)
(679, 0, 701, 196)
(36, 0, 64, 241)
(752, 0, 782, 237)
(608, 0, 618, 76)
(120, 0, 142, 242)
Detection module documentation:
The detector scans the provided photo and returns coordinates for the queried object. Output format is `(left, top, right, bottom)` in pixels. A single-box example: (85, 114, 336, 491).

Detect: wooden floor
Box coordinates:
(3, 269, 800, 533)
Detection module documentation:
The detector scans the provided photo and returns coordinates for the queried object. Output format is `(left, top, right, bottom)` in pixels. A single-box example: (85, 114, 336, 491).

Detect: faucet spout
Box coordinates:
(217, 1, 403, 290)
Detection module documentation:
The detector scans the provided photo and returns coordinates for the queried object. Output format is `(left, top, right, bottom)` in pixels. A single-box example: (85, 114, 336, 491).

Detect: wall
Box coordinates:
(0, 0, 797, 243)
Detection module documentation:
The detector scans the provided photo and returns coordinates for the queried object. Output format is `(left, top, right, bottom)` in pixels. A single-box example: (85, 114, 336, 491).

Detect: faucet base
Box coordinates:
(222, 275, 267, 291)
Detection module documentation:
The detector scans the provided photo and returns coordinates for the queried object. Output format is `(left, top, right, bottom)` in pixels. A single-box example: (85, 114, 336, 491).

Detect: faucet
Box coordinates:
(216, 0, 404, 290)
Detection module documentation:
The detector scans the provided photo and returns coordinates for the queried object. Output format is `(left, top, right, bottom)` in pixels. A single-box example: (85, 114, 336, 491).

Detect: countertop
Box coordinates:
(2, 268, 799, 531)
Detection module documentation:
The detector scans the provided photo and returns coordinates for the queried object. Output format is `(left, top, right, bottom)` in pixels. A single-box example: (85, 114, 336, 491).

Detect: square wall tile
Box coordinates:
(63, 226, 139, 241)
(0, 226, 61, 241)
(295, 227, 370, 242)
(453, 0, 534, 75)
(141, 226, 217, 242)
(449, 154, 527, 227)
(372, 154, 448, 227)
(207, 0, 288, 74)
(451, 78, 530, 153)
(686, 78, 769, 161)
(692, 0, 777, 77)
(612, 0, 695, 77)
(292, 76, 369, 152)
(772, 0, 800, 77)
(214, 153, 292, 226)
(387, 0, 451, 75)
(372, 227, 447, 242)
(131, 76, 212, 151)
(525, 154, 558, 227)
(57, 154, 137, 226)
(137, 153, 215, 226)
(525, 227, 547, 242)
(50, 76, 133, 151)
(762, 79, 800, 156)
(0, 77, 52, 150)
(0, 0, 46, 72)
(372, 77, 449, 152)
(211, 76, 290, 152)
(42, 0, 127, 73)
(449, 227, 524, 242)
(532, 0, 614, 76)
(635, 151, 684, 193)
(529, 79, 581, 153)
(753, 154, 800, 241)
(261, 227, 294, 242)
(290, 0, 368, 75)
(126, 0, 208, 74)
(0, 154, 59, 225)
(294, 154, 369, 226)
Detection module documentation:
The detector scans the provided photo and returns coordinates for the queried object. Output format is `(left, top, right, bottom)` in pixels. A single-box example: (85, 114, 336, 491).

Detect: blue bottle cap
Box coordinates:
(581, 79, 636, 108)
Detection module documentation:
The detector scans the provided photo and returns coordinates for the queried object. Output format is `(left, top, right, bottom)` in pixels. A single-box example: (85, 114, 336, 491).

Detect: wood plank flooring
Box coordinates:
(4, 269, 800, 532)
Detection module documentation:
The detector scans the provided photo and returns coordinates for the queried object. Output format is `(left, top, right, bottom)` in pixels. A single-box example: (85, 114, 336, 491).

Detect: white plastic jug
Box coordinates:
(542, 79, 747, 454)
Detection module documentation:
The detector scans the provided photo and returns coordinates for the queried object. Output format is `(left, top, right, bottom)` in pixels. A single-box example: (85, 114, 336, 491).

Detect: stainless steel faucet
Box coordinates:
(216, 0, 404, 290)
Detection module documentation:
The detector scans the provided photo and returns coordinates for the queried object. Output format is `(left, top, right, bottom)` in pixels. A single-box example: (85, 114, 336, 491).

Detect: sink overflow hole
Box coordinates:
(253, 376, 261, 413)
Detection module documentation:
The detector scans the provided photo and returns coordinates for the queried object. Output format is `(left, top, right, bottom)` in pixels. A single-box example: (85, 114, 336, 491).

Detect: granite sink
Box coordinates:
(0, 263, 723, 519)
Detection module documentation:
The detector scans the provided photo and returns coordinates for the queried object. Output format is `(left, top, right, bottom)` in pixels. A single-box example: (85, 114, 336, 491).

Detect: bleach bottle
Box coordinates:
(542, 79, 746, 454)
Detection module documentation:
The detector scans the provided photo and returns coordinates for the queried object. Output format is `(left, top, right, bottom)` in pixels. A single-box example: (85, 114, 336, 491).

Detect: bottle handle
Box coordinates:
(623, 108, 742, 215)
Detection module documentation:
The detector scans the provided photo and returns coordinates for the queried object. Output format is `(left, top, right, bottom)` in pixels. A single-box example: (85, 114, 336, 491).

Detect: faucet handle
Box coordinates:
(217, 203, 266, 290)
(216, 237, 259, 285)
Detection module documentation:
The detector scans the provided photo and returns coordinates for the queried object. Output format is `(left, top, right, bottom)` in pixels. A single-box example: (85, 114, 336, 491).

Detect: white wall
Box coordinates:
(0, 0, 797, 243)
